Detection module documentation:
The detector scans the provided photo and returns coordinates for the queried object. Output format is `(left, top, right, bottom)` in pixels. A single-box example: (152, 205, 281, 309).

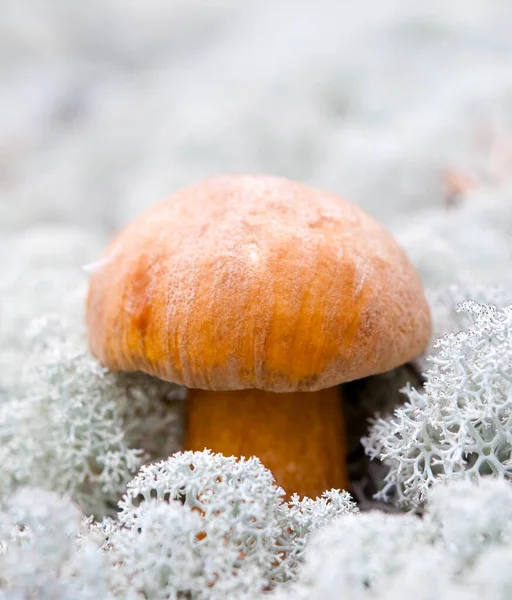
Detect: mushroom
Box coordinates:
(86, 174, 431, 498)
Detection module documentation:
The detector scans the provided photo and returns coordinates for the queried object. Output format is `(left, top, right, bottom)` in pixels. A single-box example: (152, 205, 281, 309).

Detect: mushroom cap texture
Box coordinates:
(86, 174, 431, 392)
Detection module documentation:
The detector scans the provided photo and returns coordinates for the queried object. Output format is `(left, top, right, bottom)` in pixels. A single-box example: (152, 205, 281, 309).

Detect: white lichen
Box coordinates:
(267, 478, 512, 600)
(363, 301, 512, 508)
(109, 450, 357, 599)
(0, 314, 183, 517)
(0, 488, 115, 600)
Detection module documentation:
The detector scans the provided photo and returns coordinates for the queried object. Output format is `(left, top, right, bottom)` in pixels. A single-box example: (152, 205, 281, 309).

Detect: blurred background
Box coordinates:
(3, 0, 512, 228)
(1, 0, 512, 357)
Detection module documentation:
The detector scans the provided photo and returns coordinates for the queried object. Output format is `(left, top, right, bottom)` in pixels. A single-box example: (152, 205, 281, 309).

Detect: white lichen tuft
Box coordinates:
(4, 461, 512, 599)
(423, 284, 512, 370)
(0, 488, 116, 600)
(277, 512, 425, 599)
(363, 301, 512, 508)
(109, 450, 357, 599)
(424, 478, 512, 568)
(268, 478, 512, 600)
(0, 314, 184, 517)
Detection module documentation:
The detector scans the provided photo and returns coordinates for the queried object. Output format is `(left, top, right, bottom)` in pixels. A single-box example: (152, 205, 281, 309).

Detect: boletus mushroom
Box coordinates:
(86, 174, 431, 498)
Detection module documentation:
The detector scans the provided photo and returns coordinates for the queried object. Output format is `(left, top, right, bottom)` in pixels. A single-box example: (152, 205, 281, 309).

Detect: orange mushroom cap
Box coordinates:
(86, 174, 431, 391)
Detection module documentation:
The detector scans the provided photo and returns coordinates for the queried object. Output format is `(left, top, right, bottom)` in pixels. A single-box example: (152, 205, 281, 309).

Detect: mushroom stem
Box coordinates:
(186, 387, 348, 498)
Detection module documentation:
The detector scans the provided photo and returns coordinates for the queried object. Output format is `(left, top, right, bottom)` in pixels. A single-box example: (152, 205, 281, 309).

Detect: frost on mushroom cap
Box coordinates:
(86, 174, 431, 392)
